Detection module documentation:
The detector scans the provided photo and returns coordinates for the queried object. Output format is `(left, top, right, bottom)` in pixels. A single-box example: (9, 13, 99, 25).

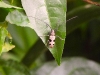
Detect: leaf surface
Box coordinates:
(0, 1, 22, 9)
(0, 22, 15, 55)
(21, 0, 66, 65)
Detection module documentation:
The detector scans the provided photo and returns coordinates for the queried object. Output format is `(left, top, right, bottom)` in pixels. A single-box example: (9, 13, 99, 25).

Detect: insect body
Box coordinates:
(48, 29, 55, 48)
(29, 17, 57, 48)
(48, 16, 78, 48)
(28, 16, 77, 48)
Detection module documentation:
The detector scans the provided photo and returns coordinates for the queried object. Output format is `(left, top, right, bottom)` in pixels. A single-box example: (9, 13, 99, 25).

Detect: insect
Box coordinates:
(36, 18, 59, 48)
(34, 17, 57, 48)
(47, 16, 77, 48)
(83, 0, 100, 6)
(28, 16, 77, 48)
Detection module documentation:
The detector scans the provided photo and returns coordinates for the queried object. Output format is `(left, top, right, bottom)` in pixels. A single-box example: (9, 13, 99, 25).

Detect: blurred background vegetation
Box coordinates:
(0, 0, 100, 75)
(66, 0, 100, 63)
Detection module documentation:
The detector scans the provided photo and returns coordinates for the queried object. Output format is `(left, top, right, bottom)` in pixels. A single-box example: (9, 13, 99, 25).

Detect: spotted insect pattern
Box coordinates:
(28, 16, 77, 48)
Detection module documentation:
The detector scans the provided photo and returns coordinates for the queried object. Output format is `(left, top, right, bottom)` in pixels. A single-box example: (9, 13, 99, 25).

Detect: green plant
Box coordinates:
(0, 0, 100, 75)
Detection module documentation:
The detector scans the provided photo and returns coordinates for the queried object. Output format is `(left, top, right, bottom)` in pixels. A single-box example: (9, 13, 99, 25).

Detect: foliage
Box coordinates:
(21, 0, 66, 65)
(0, 22, 15, 55)
(0, 59, 30, 75)
(31, 57, 100, 75)
(0, 0, 100, 75)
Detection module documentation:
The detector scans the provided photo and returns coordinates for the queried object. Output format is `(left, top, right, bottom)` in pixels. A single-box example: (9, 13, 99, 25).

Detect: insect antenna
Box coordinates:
(28, 16, 52, 29)
(66, 16, 78, 22)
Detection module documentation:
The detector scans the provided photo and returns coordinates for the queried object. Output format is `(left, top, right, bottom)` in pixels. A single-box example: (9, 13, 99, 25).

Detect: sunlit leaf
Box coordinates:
(2, 32, 15, 53)
(21, 0, 66, 65)
(6, 10, 33, 28)
(0, 22, 15, 55)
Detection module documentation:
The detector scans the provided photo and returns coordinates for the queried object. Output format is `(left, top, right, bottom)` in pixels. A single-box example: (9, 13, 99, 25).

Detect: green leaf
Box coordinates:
(0, 22, 15, 55)
(2, 33, 15, 53)
(7, 24, 38, 62)
(0, 59, 31, 75)
(6, 10, 34, 29)
(21, 0, 66, 65)
(31, 57, 100, 75)
(0, 1, 22, 9)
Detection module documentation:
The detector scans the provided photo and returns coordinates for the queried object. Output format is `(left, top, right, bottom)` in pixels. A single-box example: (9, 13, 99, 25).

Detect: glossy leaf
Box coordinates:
(21, 0, 66, 65)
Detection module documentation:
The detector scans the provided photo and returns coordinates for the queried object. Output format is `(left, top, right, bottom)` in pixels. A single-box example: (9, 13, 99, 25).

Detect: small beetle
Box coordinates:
(48, 16, 77, 48)
(28, 16, 77, 48)
(48, 29, 55, 48)
(28, 16, 57, 48)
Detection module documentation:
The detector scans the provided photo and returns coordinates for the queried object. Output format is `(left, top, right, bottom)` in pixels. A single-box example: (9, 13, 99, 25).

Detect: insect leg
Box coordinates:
(39, 35, 49, 37)
(28, 16, 52, 29)
(56, 35, 65, 40)
(38, 35, 49, 46)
